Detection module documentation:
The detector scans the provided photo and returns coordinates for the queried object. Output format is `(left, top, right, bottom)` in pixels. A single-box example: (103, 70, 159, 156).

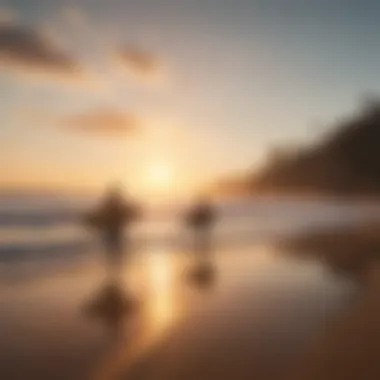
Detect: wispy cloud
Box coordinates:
(114, 45, 166, 84)
(60, 107, 141, 136)
(0, 23, 99, 88)
(14, 106, 141, 137)
(0, 7, 168, 92)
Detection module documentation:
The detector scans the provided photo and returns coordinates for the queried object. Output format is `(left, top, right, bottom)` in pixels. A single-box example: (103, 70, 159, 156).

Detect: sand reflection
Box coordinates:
(144, 249, 178, 334)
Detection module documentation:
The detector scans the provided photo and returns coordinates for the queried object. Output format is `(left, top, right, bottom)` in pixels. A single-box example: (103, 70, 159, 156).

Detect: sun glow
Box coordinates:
(136, 157, 196, 202)
(146, 162, 174, 192)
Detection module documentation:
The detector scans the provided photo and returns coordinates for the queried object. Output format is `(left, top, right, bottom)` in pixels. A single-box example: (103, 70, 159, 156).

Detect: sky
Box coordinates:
(1, 0, 380, 198)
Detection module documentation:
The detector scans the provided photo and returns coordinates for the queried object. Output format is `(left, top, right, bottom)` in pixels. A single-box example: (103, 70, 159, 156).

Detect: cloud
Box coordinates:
(61, 108, 141, 136)
(12, 106, 141, 137)
(114, 46, 165, 84)
(0, 23, 97, 87)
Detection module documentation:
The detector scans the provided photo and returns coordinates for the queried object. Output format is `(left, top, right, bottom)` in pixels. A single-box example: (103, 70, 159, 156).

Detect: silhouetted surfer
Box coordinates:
(186, 196, 217, 255)
(185, 196, 217, 288)
(86, 185, 140, 273)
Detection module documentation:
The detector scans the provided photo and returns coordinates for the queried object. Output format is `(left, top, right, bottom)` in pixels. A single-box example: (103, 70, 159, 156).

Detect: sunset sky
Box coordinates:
(1, 0, 380, 198)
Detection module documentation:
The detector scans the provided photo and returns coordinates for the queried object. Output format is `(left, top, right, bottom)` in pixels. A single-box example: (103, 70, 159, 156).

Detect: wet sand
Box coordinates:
(287, 264, 380, 380)
(280, 224, 380, 380)
(0, 245, 356, 380)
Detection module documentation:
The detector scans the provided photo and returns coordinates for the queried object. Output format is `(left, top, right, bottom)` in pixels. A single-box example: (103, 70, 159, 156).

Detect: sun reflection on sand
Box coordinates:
(145, 249, 177, 332)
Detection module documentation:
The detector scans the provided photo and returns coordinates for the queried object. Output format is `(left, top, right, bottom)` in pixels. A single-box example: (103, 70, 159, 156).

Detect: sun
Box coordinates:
(146, 162, 174, 192)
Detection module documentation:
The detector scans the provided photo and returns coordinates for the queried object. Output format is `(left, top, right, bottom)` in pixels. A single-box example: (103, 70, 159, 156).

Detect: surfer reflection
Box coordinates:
(187, 260, 216, 289)
(83, 278, 137, 340)
(185, 196, 218, 289)
(85, 184, 141, 277)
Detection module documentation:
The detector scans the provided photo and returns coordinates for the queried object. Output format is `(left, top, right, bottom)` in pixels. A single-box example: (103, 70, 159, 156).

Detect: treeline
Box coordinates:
(250, 99, 380, 195)
(215, 99, 380, 197)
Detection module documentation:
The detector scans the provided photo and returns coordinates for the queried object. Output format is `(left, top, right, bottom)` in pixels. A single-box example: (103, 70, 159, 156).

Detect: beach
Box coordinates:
(0, 197, 378, 380)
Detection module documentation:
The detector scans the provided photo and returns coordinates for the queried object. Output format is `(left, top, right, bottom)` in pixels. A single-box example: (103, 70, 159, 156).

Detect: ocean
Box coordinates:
(0, 194, 379, 266)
